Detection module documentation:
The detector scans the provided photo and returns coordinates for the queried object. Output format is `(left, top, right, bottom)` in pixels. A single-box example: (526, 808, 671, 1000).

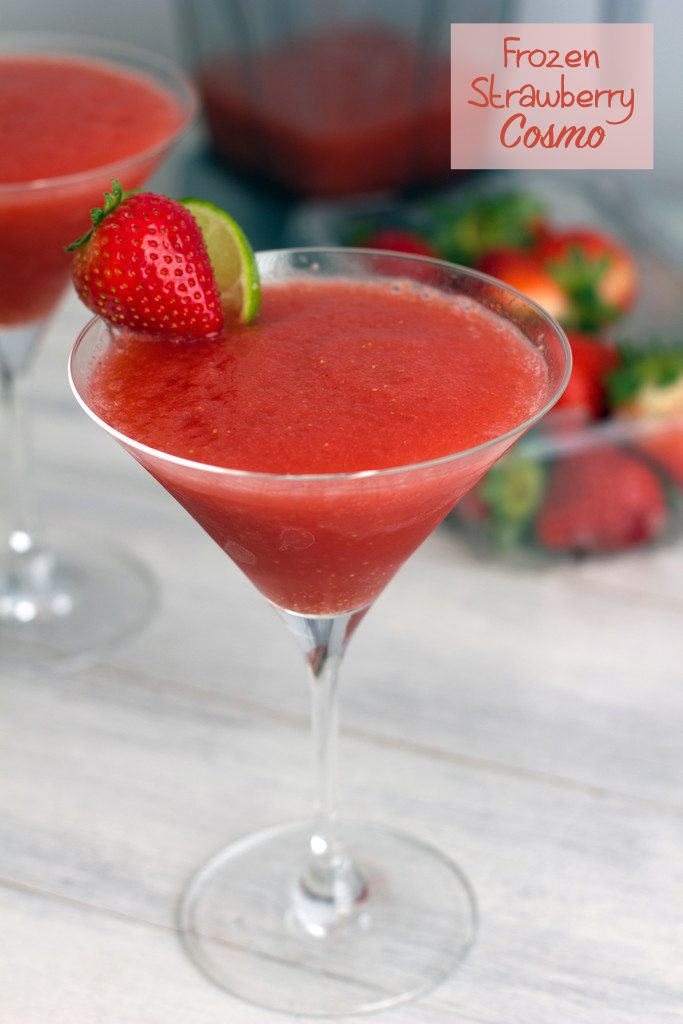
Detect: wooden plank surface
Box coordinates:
(2, 292, 683, 1023)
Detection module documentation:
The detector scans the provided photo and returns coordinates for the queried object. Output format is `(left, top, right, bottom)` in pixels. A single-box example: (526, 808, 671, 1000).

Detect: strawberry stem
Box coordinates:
(66, 179, 132, 252)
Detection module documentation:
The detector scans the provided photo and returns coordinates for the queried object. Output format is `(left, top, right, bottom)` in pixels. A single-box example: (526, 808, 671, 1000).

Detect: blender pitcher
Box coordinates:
(182, 0, 456, 197)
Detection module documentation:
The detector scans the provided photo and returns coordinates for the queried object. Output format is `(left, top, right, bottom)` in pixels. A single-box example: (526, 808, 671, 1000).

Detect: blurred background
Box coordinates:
(1, 0, 681, 250)
(2, 0, 683, 558)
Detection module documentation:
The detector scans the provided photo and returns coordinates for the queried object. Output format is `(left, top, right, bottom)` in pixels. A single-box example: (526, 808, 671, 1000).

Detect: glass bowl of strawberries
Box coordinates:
(455, 390, 683, 561)
(291, 178, 683, 559)
(442, 194, 683, 559)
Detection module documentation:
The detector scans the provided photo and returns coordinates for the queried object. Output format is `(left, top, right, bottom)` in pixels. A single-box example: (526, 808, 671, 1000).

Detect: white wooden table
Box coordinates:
(2, 290, 682, 1023)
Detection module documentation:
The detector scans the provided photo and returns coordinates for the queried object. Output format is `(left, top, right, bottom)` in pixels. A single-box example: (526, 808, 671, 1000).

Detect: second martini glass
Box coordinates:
(70, 249, 570, 1015)
(0, 33, 195, 658)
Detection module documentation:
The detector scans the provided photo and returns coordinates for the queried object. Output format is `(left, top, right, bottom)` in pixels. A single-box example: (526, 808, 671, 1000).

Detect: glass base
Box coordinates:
(179, 820, 477, 1017)
(0, 533, 157, 664)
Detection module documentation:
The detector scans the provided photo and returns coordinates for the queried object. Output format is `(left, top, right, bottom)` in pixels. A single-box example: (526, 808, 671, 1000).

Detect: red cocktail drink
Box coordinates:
(84, 271, 552, 614)
(0, 50, 191, 326)
(0, 35, 195, 658)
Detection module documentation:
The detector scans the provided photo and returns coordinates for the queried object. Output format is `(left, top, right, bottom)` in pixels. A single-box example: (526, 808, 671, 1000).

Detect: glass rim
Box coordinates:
(69, 247, 572, 483)
(0, 31, 197, 194)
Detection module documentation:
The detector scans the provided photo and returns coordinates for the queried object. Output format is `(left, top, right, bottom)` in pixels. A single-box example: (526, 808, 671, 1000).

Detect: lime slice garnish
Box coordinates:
(181, 197, 261, 324)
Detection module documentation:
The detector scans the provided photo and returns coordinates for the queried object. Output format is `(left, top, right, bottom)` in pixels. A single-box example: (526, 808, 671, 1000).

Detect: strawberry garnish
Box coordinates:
(68, 180, 223, 340)
(535, 445, 667, 553)
(478, 249, 570, 324)
(534, 228, 637, 334)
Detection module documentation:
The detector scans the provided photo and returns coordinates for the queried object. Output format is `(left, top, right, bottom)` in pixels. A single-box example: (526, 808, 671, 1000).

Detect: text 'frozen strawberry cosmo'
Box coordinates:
(451, 23, 652, 170)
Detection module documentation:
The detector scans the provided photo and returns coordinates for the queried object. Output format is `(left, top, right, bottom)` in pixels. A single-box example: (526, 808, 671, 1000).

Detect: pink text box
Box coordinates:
(451, 23, 653, 170)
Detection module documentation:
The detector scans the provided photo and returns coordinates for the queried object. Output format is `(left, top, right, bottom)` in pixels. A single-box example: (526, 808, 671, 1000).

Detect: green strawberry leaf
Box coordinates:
(606, 341, 683, 409)
(479, 457, 546, 551)
(66, 179, 136, 252)
(545, 246, 617, 333)
(427, 191, 546, 265)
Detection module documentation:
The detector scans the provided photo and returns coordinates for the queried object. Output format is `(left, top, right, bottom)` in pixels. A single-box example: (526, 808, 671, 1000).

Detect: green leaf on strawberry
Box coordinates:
(534, 229, 637, 334)
(606, 343, 683, 414)
(605, 342, 683, 489)
(544, 246, 614, 329)
(428, 191, 547, 266)
(478, 457, 546, 551)
(66, 179, 133, 252)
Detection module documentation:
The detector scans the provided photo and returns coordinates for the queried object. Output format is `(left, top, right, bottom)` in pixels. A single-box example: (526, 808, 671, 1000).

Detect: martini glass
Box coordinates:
(0, 33, 196, 659)
(69, 249, 570, 1016)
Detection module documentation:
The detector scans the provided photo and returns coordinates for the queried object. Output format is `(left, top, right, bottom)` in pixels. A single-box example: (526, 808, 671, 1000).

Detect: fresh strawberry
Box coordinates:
(606, 344, 683, 485)
(534, 228, 637, 333)
(359, 229, 439, 258)
(552, 332, 620, 421)
(628, 424, 683, 488)
(535, 446, 667, 553)
(478, 249, 570, 324)
(431, 190, 547, 266)
(68, 180, 223, 340)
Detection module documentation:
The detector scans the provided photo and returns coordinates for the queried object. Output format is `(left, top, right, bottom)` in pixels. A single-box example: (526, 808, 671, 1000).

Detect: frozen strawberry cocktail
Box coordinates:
(72, 185, 550, 612)
(0, 44, 194, 663)
(69, 190, 570, 1016)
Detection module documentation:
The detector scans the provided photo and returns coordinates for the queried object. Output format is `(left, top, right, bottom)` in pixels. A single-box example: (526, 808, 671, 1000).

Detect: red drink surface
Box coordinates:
(89, 280, 550, 613)
(0, 55, 186, 325)
(200, 28, 452, 196)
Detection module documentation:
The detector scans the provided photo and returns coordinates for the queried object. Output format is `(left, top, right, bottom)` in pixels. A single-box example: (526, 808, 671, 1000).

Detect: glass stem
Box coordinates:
(307, 618, 346, 874)
(1, 361, 38, 556)
(278, 607, 369, 930)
